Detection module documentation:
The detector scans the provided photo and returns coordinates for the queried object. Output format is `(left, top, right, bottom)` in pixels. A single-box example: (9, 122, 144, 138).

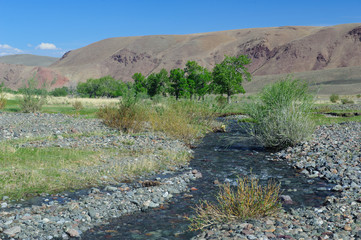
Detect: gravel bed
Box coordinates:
(0, 113, 116, 141)
(315, 103, 361, 111)
(193, 122, 361, 240)
(0, 112, 199, 239)
(0, 170, 201, 240)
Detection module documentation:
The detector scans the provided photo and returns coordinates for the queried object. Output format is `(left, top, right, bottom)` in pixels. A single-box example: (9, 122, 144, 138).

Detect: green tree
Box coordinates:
(146, 73, 159, 97)
(212, 55, 251, 103)
(132, 73, 147, 96)
(50, 87, 69, 97)
(184, 61, 212, 100)
(76, 76, 124, 98)
(156, 68, 169, 97)
(169, 68, 188, 100)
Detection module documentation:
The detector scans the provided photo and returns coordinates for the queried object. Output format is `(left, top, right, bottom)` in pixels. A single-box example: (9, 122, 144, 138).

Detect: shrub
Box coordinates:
(50, 87, 69, 97)
(188, 176, 281, 231)
(77, 76, 127, 98)
(72, 100, 84, 111)
(245, 77, 315, 149)
(357, 94, 361, 99)
(98, 96, 217, 142)
(341, 98, 354, 104)
(330, 94, 339, 103)
(0, 83, 7, 109)
(97, 93, 146, 133)
(19, 79, 47, 113)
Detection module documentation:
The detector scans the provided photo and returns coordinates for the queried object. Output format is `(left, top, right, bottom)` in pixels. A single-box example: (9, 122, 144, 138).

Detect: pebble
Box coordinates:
(193, 121, 361, 239)
(0, 112, 200, 239)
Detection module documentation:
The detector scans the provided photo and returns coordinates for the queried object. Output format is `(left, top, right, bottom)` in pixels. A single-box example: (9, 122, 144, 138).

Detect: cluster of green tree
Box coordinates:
(76, 75, 132, 98)
(132, 55, 251, 102)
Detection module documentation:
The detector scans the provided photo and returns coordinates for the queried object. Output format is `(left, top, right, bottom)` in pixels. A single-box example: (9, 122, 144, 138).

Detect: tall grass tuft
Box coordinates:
(245, 77, 315, 149)
(188, 177, 281, 231)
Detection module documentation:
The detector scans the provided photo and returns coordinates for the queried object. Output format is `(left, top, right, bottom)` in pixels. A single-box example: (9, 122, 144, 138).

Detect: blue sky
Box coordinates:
(1, 0, 360, 57)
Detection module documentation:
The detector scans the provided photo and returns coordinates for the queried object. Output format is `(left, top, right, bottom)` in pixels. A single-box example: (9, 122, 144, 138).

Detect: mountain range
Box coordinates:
(1, 23, 361, 94)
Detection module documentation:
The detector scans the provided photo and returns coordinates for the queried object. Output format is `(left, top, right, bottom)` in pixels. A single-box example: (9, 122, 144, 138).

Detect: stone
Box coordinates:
(279, 195, 293, 204)
(66, 228, 80, 238)
(4, 226, 21, 236)
(344, 224, 352, 231)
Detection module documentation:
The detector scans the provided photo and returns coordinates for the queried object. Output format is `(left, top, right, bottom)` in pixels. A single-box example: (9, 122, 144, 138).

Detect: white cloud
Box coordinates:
(27, 43, 33, 47)
(36, 42, 58, 50)
(0, 44, 12, 49)
(0, 44, 23, 55)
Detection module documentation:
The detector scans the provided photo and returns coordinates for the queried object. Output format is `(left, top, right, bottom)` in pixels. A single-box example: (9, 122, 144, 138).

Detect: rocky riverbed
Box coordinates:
(1, 112, 361, 239)
(0, 112, 199, 239)
(193, 121, 361, 240)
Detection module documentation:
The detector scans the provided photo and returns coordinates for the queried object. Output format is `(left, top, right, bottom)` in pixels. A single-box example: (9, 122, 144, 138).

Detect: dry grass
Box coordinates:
(188, 177, 281, 231)
(98, 98, 219, 142)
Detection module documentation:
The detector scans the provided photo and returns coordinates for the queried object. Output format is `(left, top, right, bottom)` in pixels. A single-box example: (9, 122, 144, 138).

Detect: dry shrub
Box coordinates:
(72, 100, 84, 110)
(0, 84, 6, 109)
(188, 177, 281, 231)
(148, 100, 216, 141)
(0, 94, 6, 109)
(98, 98, 217, 142)
(97, 96, 146, 133)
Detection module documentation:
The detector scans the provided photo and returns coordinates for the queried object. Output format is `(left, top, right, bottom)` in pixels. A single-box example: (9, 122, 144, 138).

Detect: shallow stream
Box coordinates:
(82, 120, 337, 239)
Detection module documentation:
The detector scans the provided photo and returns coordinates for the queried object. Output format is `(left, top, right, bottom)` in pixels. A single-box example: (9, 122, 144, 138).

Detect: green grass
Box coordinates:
(311, 113, 361, 125)
(0, 145, 98, 199)
(0, 141, 190, 200)
(1, 99, 99, 118)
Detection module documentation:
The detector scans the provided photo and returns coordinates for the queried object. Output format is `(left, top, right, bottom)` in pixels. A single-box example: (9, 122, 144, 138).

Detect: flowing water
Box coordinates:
(82, 120, 336, 239)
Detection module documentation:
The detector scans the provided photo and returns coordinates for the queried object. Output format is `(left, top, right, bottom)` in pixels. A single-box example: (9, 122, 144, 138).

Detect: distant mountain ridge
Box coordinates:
(0, 54, 58, 67)
(1, 23, 361, 94)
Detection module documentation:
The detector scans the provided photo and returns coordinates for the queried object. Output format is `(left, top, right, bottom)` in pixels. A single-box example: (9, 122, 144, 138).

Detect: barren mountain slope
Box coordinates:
(0, 54, 58, 67)
(49, 23, 361, 88)
(0, 63, 69, 89)
(50, 25, 327, 85)
(1, 23, 361, 93)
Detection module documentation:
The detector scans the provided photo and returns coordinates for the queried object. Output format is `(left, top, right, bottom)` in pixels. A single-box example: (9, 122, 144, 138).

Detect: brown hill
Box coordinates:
(0, 63, 69, 89)
(0, 54, 58, 67)
(1, 23, 361, 94)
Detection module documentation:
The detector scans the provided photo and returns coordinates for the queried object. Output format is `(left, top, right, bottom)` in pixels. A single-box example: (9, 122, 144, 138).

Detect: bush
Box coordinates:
(98, 96, 217, 142)
(341, 98, 354, 104)
(19, 79, 47, 113)
(245, 77, 315, 149)
(330, 94, 339, 103)
(0, 83, 7, 110)
(188, 176, 281, 231)
(357, 94, 361, 99)
(50, 87, 69, 97)
(77, 76, 127, 98)
(72, 100, 84, 111)
(97, 93, 145, 133)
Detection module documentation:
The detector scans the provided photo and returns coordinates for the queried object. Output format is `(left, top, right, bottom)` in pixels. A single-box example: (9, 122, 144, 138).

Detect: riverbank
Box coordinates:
(0, 112, 200, 239)
(193, 121, 361, 240)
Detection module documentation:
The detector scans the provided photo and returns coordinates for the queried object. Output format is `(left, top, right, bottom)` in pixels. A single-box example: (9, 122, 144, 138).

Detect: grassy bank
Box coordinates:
(0, 139, 190, 200)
